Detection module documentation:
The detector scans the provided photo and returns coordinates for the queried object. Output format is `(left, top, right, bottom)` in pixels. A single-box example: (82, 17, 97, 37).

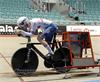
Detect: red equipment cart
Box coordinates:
(61, 31, 100, 78)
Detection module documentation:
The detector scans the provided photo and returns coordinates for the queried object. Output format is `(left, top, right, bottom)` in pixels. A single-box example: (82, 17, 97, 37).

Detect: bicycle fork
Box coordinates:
(25, 48, 31, 63)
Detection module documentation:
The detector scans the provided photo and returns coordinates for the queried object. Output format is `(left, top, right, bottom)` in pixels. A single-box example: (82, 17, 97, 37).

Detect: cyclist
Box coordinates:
(15, 16, 58, 58)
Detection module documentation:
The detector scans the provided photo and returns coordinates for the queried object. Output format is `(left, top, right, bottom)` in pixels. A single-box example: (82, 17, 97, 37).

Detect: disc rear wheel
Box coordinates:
(53, 47, 71, 73)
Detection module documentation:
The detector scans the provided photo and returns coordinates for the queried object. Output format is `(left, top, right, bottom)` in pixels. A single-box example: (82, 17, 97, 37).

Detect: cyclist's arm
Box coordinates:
(21, 30, 33, 37)
(15, 29, 33, 37)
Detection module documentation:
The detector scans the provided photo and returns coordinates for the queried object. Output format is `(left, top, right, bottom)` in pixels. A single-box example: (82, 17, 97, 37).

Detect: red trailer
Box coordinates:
(61, 32, 100, 78)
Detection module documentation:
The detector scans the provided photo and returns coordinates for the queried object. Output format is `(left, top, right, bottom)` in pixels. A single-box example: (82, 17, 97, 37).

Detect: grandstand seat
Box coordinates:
(66, 0, 100, 22)
(0, 0, 68, 25)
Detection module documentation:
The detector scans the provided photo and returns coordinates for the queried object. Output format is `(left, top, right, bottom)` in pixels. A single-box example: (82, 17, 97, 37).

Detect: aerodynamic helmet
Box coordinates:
(17, 16, 30, 31)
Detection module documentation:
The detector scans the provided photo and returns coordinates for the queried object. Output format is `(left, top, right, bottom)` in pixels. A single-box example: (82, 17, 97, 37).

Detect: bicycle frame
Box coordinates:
(26, 42, 47, 60)
(26, 34, 62, 61)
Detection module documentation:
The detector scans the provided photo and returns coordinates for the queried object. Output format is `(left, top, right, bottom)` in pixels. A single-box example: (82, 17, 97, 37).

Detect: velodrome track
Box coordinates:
(0, 35, 100, 82)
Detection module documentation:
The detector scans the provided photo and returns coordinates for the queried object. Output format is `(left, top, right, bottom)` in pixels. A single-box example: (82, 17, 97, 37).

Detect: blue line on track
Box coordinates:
(85, 80, 100, 82)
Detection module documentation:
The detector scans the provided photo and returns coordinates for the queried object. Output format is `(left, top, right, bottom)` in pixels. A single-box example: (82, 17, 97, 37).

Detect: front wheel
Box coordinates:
(11, 48, 38, 76)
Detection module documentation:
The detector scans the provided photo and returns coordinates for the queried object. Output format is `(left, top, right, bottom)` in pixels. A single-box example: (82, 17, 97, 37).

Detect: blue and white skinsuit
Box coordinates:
(21, 18, 58, 43)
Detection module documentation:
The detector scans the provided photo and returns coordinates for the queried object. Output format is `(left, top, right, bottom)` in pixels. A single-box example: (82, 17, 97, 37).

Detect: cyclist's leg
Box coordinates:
(37, 24, 58, 55)
(44, 24, 58, 43)
(37, 33, 54, 55)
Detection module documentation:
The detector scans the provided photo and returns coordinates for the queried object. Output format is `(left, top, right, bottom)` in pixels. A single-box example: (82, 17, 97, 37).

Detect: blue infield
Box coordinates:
(85, 80, 100, 82)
